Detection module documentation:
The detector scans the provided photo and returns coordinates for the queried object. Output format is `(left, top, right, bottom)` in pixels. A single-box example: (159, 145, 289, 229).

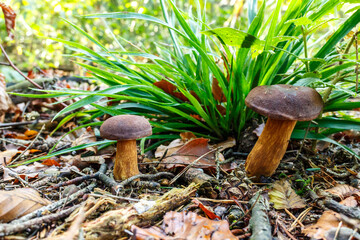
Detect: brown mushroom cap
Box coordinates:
(100, 115, 152, 140)
(245, 84, 323, 121)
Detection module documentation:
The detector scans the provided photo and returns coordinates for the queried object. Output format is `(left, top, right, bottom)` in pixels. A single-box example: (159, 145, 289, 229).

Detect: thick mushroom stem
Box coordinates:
(245, 118, 297, 179)
(114, 140, 139, 180)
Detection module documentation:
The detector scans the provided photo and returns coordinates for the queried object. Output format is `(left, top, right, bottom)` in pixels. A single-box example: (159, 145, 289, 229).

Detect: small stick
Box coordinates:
(325, 199, 360, 220)
(169, 148, 218, 185)
(96, 171, 173, 193)
(30, 176, 52, 188)
(89, 193, 140, 202)
(215, 151, 220, 180)
(284, 208, 305, 229)
(119, 172, 174, 187)
(232, 194, 260, 227)
(0, 43, 43, 89)
(130, 181, 160, 189)
(334, 221, 343, 240)
(289, 207, 312, 231)
(192, 197, 248, 204)
(11, 182, 96, 224)
(138, 162, 216, 167)
(7, 172, 50, 201)
(0, 204, 80, 237)
(295, 121, 312, 161)
(276, 219, 297, 240)
(96, 172, 118, 189)
(50, 163, 108, 190)
(50, 174, 95, 190)
(10, 125, 45, 165)
(0, 121, 36, 128)
(247, 192, 271, 239)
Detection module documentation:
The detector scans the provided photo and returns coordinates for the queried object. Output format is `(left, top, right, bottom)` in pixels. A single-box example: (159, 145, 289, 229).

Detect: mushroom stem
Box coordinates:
(245, 118, 297, 179)
(114, 140, 139, 180)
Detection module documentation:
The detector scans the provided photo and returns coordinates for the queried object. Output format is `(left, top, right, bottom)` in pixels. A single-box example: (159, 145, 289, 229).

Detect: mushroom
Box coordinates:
(244, 84, 323, 178)
(100, 115, 152, 180)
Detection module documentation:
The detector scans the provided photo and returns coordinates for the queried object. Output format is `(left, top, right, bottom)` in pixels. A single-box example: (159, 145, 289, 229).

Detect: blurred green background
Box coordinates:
(0, 1, 357, 77)
(0, 0, 243, 72)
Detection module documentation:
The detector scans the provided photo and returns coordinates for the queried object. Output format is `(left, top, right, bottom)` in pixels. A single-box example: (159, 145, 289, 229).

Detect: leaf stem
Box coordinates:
(302, 26, 310, 72)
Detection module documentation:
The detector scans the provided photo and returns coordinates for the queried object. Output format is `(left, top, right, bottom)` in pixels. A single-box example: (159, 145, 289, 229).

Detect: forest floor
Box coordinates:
(0, 74, 359, 240)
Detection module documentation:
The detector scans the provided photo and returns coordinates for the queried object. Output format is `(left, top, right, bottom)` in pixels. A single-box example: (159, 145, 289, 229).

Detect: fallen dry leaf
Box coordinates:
(0, 73, 14, 118)
(179, 132, 197, 141)
(154, 79, 189, 102)
(253, 123, 265, 137)
(47, 207, 85, 240)
(0, 3, 16, 39)
(72, 127, 97, 153)
(162, 138, 231, 170)
(155, 132, 195, 158)
(4, 129, 38, 140)
(303, 196, 357, 239)
(42, 158, 61, 167)
(132, 211, 237, 240)
(212, 137, 236, 151)
(212, 77, 227, 102)
(269, 179, 306, 210)
(156, 134, 235, 171)
(0, 150, 19, 165)
(23, 129, 38, 139)
(2, 162, 50, 181)
(325, 184, 359, 200)
(0, 188, 51, 223)
(192, 198, 220, 220)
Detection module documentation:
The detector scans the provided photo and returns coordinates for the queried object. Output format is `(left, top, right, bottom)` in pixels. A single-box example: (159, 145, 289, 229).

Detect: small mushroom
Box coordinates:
(100, 115, 152, 180)
(244, 84, 323, 179)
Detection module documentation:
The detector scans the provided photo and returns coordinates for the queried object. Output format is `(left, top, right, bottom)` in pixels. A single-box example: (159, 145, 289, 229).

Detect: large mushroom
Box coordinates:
(100, 115, 152, 180)
(244, 84, 323, 178)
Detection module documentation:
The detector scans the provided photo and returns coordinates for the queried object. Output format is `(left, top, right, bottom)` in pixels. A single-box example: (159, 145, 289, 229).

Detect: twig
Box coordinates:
(232, 193, 260, 227)
(90, 193, 140, 202)
(30, 176, 53, 188)
(215, 150, 220, 180)
(334, 221, 343, 240)
(50, 174, 95, 190)
(0, 61, 10, 66)
(0, 43, 43, 89)
(296, 121, 312, 161)
(0, 121, 36, 128)
(324, 168, 351, 178)
(232, 152, 249, 157)
(138, 162, 217, 167)
(96, 172, 118, 189)
(325, 199, 360, 220)
(8, 172, 29, 188)
(6, 77, 56, 92)
(0, 204, 80, 237)
(276, 218, 297, 240)
(10, 125, 45, 165)
(192, 197, 248, 204)
(96, 170, 173, 193)
(284, 208, 305, 232)
(169, 148, 218, 185)
(130, 181, 160, 189)
(50, 163, 108, 190)
(0, 138, 28, 147)
(120, 172, 174, 188)
(11, 182, 96, 224)
(247, 192, 272, 239)
(289, 207, 312, 231)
